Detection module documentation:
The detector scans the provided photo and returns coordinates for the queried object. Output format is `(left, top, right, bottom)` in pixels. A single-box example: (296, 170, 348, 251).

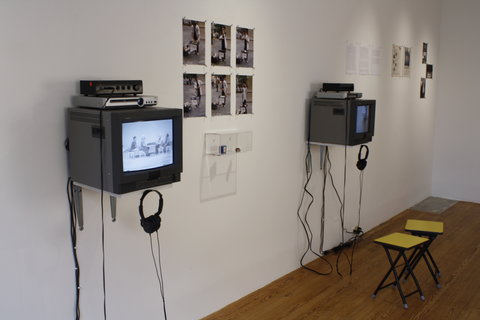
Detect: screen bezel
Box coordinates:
(110, 107, 183, 190)
(348, 100, 376, 145)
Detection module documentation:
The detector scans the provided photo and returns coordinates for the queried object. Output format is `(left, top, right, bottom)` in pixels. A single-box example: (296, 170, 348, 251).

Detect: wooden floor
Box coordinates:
(203, 201, 480, 320)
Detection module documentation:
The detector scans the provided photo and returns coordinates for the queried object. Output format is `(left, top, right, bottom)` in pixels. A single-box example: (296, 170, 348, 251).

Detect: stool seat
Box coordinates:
(405, 219, 444, 235)
(372, 232, 428, 309)
(374, 232, 428, 249)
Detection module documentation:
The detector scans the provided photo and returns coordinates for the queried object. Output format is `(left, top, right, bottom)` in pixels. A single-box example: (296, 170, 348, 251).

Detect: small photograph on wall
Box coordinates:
(402, 47, 411, 77)
(211, 74, 231, 116)
(236, 27, 254, 68)
(422, 42, 428, 64)
(183, 73, 206, 118)
(426, 64, 433, 79)
(211, 23, 231, 67)
(420, 78, 426, 99)
(391, 44, 402, 77)
(183, 19, 205, 65)
(236, 75, 253, 115)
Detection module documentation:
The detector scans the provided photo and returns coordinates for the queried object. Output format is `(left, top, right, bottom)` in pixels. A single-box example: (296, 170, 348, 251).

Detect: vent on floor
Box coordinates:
(411, 197, 457, 214)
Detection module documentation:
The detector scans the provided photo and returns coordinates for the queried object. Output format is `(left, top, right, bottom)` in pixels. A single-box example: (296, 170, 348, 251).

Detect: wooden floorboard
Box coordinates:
(202, 201, 480, 320)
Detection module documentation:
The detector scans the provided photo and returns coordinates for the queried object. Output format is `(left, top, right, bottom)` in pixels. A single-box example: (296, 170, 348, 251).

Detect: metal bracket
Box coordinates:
(319, 145, 326, 170)
(71, 184, 118, 230)
(110, 196, 117, 222)
(72, 185, 84, 230)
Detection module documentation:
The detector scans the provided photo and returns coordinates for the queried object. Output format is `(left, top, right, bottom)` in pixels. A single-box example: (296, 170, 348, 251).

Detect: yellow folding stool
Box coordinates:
(372, 232, 428, 309)
(403, 219, 444, 288)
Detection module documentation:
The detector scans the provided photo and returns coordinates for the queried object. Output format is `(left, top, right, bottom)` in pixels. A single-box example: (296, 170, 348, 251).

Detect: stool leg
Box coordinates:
(388, 249, 410, 308)
(401, 251, 425, 301)
(404, 239, 431, 280)
(372, 249, 403, 298)
(426, 248, 441, 276)
(398, 246, 420, 280)
(422, 251, 441, 288)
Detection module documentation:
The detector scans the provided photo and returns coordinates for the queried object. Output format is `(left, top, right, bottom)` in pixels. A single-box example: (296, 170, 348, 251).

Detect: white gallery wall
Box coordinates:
(0, 0, 441, 319)
(432, 0, 480, 202)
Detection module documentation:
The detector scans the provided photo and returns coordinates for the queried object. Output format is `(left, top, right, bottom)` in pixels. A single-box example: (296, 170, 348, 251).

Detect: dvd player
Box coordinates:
(80, 80, 143, 96)
(72, 95, 157, 109)
(315, 91, 362, 99)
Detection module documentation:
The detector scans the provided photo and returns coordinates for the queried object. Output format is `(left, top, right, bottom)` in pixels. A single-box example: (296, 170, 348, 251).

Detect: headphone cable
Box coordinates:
(99, 109, 107, 320)
(149, 232, 168, 319)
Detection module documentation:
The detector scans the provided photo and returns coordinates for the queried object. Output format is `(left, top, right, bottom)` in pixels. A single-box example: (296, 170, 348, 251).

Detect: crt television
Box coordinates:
(68, 107, 183, 194)
(309, 98, 376, 146)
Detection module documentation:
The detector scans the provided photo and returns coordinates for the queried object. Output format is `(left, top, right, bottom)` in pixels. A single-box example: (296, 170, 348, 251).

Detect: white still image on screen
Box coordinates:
(122, 119, 173, 172)
(356, 106, 369, 134)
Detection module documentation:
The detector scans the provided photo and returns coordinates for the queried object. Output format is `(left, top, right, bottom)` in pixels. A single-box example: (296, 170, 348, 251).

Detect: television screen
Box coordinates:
(356, 105, 369, 134)
(122, 119, 173, 172)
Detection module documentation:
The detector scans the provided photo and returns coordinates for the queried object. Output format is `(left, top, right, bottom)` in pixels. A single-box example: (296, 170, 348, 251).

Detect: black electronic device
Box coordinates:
(309, 98, 376, 146)
(72, 95, 157, 109)
(322, 83, 354, 92)
(67, 106, 183, 194)
(138, 189, 163, 234)
(80, 80, 143, 96)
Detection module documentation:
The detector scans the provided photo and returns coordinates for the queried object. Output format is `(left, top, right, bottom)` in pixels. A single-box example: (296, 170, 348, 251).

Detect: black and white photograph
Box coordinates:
(122, 120, 173, 172)
(211, 23, 231, 67)
(211, 74, 231, 116)
(236, 27, 254, 68)
(183, 73, 206, 118)
(183, 19, 205, 65)
(422, 42, 428, 64)
(426, 64, 433, 79)
(403, 47, 411, 77)
(420, 77, 426, 99)
(391, 44, 402, 77)
(236, 75, 253, 115)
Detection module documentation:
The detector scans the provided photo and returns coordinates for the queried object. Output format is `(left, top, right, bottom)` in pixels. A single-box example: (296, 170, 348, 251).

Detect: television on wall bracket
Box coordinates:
(309, 98, 376, 146)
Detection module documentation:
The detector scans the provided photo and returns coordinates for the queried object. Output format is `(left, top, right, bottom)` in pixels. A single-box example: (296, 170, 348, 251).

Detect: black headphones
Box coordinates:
(138, 189, 163, 234)
(356, 145, 369, 171)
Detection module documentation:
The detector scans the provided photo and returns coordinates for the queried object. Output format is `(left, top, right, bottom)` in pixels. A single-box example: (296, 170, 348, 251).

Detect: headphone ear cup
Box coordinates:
(356, 159, 367, 171)
(140, 215, 161, 234)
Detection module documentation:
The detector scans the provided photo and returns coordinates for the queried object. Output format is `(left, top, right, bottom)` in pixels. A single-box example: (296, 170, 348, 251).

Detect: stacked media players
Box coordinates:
(68, 80, 183, 195)
(73, 80, 158, 109)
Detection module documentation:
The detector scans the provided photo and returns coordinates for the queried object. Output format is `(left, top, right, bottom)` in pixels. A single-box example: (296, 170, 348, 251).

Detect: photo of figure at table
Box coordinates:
(211, 23, 231, 66)
(236, 75, 253, 115)
(122, 119, 173, 172)
(183, 19, 205, 65)
(236, 27, 254, 68)
(183, 73, 205, 118)
(211, 74, 231, 116)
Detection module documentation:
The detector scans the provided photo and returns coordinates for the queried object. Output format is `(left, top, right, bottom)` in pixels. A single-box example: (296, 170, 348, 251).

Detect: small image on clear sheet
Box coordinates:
(420, 78, 426, 99)
(422, 42, 428, 64)
(211, 23, 231, 67)
(211, 74, 231, 116)
(392, 44, 402, 77)
(402, 47, 411, 77)
(183, 19, 205, 65)
(236, 27, 254, 68)
(236, 75, 253, 115)
(426, 64, 433, 79)
(183, 73, 206, 118)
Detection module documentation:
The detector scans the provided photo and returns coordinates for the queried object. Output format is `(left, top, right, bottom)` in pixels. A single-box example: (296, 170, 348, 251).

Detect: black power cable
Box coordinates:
(67, 178, 81, 320)
(296, 102, 332, 276)
(99, 109, 107, 320)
